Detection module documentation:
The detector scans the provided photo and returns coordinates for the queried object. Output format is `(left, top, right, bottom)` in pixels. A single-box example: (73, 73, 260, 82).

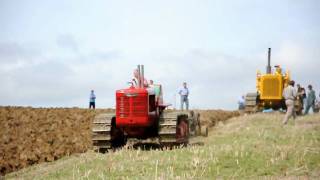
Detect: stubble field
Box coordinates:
(5, 112, 320, 179)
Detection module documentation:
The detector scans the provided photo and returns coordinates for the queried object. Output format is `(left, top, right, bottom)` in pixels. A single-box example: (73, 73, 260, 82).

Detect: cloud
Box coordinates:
(1, 0, 319, 109)
(1, 39, 319, 109)
(0, 42, 42, 64)
(274, 41, 320, 86)
(56, 34, 79, 53)
(143, 50, 260, 109)
(0, 41, 127, 107)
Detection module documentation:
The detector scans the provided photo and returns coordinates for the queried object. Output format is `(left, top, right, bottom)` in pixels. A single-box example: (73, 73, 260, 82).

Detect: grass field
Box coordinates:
(5, 113, 320, 179)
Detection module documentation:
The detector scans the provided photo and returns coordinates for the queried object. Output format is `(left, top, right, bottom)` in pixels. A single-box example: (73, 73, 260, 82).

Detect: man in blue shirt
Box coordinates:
(238, 95, 245, 110)
(89, 90, 96, 109)
(179, 82, 189, 110)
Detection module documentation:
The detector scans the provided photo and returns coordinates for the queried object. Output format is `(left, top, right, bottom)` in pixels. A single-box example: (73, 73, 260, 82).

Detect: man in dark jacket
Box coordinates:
(89, 90, 96, 109)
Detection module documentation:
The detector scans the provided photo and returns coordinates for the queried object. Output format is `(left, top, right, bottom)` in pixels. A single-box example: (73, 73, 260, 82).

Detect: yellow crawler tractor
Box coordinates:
(245, 48, 295, 113)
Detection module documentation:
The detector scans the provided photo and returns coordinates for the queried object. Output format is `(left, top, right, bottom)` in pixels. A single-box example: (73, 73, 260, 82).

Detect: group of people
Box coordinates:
(283, 81, 319, 124)
(237, 81, 319, 125)
(296, 84, 318, 114)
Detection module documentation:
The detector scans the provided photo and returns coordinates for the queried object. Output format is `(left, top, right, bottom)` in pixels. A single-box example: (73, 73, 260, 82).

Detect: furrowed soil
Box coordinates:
(0, 107, 239, 175)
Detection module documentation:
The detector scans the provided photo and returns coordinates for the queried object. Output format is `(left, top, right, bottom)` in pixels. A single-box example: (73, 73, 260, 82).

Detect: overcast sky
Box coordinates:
(0, 0, 319, 110)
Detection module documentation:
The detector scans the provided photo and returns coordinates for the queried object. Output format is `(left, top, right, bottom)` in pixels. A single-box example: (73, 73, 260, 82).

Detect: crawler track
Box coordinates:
(159, 111, 188, 145)
(91, 111, 191, 151)
(92, 113, 113, 152)
(245, 92, 258, 113)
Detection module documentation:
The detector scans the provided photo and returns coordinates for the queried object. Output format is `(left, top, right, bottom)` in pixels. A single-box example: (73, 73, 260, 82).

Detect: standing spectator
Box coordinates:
(296, 84, 306, 114)
(297, 84, 306, 104)
(315, 93, 320, 113)
(179, 82, 189, 110)
(317, 93, 320, 112)
(149, 80, 154, 88)
(89, 90, 96, 109)
(304, 85, 316, 114)
(238, 95, 245, 110)
(282, 80, 297, 125)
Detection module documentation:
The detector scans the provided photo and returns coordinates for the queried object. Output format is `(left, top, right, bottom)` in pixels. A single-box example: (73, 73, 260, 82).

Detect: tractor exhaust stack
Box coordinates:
(141, 65, 144, 87)
(266, 48, 272, 74)
(137, 65, 141, 88)
(136, 64, 145, 88)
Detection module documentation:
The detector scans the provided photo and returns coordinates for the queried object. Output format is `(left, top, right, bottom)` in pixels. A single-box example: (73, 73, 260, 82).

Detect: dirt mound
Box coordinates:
(197, 110, 240, 127)
(0, 107, 238, 175)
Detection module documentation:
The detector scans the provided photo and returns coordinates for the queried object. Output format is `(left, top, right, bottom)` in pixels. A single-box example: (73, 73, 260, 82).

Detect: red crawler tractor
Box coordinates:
(92, 65, 207, 152)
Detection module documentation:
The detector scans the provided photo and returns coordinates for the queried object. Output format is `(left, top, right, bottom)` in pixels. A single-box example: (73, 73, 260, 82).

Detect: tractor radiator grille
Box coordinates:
(132, 96, 148, 117)
(117, 96, 130, 118)
(117, 96, 147, 117)
(262, 78, 281, 97)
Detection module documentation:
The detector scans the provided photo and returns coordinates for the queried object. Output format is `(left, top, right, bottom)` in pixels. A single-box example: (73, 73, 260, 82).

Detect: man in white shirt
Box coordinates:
(132, 69, 149, 88)
(179, 82, 189, 110)
(282, 80, 297, 125)
(149, 80, 154, 88)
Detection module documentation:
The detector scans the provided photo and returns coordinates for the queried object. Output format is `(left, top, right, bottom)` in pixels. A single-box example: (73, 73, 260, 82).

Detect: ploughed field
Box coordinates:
(0, 106, 239, 175)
